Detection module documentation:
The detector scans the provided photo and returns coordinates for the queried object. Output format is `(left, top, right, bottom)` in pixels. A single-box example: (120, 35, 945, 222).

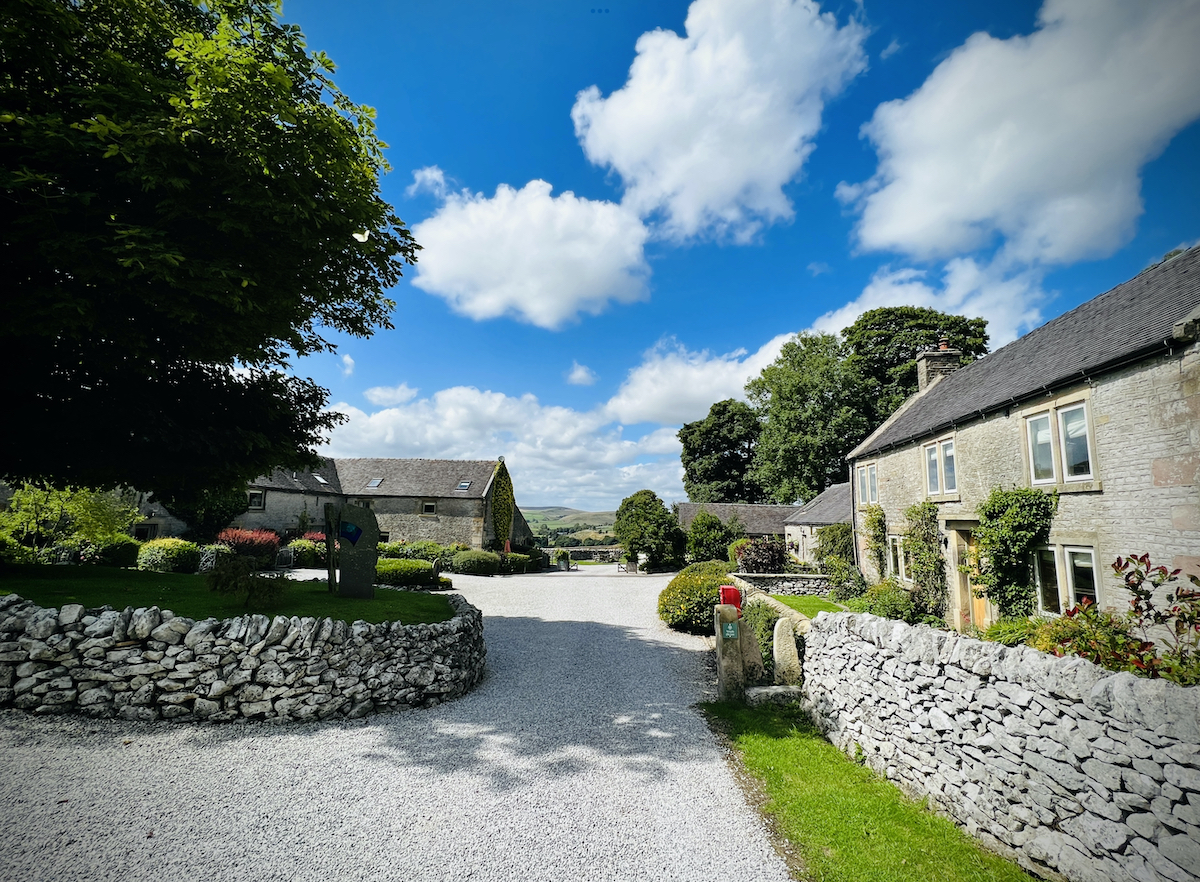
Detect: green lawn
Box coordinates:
(703, 703, 1034, 882)
(0, 565, 455, 624)
(773, 595, 845, 617)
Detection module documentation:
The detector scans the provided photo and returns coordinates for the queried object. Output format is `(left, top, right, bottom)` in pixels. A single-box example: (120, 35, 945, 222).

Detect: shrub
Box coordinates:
(375, 558, 436, 587)
(206, 554, 287, 608)
(742, 602, 782, 682)
(436, 575, 454, 590)
(1031, 597, 1158, 675)
(216, 528, 280, 565)
(813, 523, 854, 569)
(972, 486, 1058, 618)
(137, 538, 201, 573)
(825, 555, 867, 601)
(903, 501, 947, 619)
(728, 538, 752, 566)
(860, 580, 917, 623)
(287, 538, 322, 568)
(95, 535, 141, 568)
(687, 510, 742, 564)
(452, 549, 501, 576)
(499, 553, 531, 574)
(0, 534, 34, 567)
(982, 617, 1039, 647)
(657, 561, 733, 634)
(739, 536, 789, 574)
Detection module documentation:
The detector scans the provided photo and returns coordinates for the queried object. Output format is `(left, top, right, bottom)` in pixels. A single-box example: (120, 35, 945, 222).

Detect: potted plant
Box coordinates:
(553, 548, 571, 571)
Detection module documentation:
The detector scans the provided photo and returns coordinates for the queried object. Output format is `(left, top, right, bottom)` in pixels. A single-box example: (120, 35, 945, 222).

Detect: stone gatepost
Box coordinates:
(324, 503, 379, 599)
(715, 604, 745, 702)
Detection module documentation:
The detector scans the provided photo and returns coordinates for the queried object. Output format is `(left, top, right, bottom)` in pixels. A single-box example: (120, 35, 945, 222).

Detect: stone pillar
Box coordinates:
(333, 503, 379, 599)
(715, 604, 745, 702)
(773, 617, 803, 685)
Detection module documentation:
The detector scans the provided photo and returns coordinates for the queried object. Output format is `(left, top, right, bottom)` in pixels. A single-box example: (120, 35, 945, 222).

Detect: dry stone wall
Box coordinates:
(732, 573, 830, 596)
(803, 612, 1200, 882)
(0, 592, 485, 723)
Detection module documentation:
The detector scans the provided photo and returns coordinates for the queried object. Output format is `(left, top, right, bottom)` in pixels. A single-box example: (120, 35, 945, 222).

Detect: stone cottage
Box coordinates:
(139, 457, 535, 550)
(675, 502, 799, 540)
(846, 246, 1200, 631)
(783, 482, 851, 563)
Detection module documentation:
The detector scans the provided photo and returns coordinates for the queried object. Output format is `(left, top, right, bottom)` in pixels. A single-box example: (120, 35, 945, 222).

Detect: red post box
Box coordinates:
(719, 585, 742, 613)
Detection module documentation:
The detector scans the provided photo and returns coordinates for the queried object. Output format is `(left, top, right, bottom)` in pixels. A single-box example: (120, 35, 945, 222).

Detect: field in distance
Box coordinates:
(522, 506, 617, 530)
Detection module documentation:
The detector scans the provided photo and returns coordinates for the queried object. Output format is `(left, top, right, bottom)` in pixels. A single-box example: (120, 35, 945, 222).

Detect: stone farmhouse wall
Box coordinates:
(803, 612, 1200, 882)
(0, 592, 485, 723)
(854, 340, 1200, 626)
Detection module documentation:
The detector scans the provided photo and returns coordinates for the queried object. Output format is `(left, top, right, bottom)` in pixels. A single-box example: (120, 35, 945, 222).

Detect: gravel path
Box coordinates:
(0, 567, 792, 882)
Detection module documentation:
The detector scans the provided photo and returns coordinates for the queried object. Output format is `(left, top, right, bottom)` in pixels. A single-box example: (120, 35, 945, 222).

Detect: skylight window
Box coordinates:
(456, 481, 472, 491)
(313, 474, 328, 485)
(367, 478, 383, 488)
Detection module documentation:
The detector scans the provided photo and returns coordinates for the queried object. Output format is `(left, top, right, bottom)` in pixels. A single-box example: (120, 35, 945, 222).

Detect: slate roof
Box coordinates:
(852, 246, 1200, 459)
(783, 483, 851, 527)
(251, 458, 498, 500)
(676, 502, 800, 537)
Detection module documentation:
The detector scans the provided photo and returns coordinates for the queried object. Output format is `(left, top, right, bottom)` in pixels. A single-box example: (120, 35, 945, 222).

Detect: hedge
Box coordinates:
(216, 528, 280, 564)
(375, 558, 437, 587)
(137, 538, 201, 574)
(451, 549, 501, 576)
(657, 560, 734, 634)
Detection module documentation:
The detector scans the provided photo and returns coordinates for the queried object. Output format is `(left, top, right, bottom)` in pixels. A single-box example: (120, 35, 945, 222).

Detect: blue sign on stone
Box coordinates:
(339, 521, 363, 545)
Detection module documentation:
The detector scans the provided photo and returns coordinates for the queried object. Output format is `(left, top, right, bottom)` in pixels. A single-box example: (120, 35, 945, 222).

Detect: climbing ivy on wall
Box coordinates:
(972, 487, 1059, 618)
(863, 504, 888, 579)
(490, 461, 514, 549)
(903, 501, 947, 619)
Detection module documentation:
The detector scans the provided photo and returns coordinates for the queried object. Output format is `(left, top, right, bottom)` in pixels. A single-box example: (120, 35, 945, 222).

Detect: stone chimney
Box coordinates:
(915, 338, 964, 391)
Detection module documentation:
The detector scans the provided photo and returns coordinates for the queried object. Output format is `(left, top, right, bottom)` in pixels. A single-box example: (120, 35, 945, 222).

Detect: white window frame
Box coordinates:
(857, 463, 878, 505)
(888, 535, 912, 583)
(1057, 402, 1094, 483)
(1025, 412, 1057, 485)
(248, 490, 266, 511)
(421, 500, 437, 516)
(1033, 546, 1062, 616)
(1065, 546, 1099, 608)
(923, 437, 958, 498)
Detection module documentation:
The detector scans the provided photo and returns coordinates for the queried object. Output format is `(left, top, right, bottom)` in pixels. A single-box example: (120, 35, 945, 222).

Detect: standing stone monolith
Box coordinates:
(327, 503, 379, 599)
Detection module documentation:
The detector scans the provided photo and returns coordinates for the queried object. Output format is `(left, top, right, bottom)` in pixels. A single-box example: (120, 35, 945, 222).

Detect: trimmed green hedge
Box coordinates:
(658, 560, 734, 634)
(451, 549, 501, 576)
(499, 552, 531, 574)
(376, 558, 436, 587)
(137, 538, 201, 574)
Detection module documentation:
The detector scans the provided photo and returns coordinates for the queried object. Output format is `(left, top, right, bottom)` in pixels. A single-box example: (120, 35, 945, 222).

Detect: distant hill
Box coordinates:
(521, 506, 617, 530)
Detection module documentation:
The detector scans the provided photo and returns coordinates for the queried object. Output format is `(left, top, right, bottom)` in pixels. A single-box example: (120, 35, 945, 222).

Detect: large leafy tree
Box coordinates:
(1, 0, 418, 508)
(613, 490, 684, 569)
(678, 399, 764, 504)
(842, 306, 988, 423)
(746, 333, 872, 504)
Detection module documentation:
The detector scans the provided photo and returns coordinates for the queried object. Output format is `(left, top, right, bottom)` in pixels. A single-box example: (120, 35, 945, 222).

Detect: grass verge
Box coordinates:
(772, 595, 845, 617)
(0, 565, 455, 625)
(702, 702, 1034, 882)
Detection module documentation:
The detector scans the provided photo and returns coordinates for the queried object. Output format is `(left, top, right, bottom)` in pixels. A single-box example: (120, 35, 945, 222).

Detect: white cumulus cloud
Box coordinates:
(411, 180, 651, 329)
(840, 0, 1200, 265)
(407, 165, 449, 199)
(572, 0, 867, 242)
(566, 361, 598, 386)
(604, 334, 791, 425)
(340, 354, 355, 377)
(811, 258, 1047, 347)
(363, 383, 419, 406)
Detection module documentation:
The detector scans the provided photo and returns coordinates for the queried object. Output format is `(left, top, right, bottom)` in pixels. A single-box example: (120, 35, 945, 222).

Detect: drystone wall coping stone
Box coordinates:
(0, 592, 485, 723)
(803, 611, 1200, 882)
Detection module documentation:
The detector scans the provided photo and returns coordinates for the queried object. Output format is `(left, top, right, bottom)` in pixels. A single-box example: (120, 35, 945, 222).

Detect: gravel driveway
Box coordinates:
(0, 567, 792, 882)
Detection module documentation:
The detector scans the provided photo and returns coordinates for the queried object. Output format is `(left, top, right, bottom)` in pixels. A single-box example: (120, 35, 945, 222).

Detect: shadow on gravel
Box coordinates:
(178, 615, 717, 793)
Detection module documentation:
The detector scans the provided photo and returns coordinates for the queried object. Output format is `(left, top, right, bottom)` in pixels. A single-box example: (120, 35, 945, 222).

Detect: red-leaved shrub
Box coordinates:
(216, 528, 280, 562)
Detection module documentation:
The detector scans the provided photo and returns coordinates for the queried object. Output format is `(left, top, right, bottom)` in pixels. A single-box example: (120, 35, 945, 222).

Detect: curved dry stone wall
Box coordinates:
(732, 573, 829, 596)
(0, 593, 485, 723)
(803, 612, 1200, 882)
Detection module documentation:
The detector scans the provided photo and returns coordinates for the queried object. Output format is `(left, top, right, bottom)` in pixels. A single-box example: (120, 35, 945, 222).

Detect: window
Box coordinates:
(1066, 547, 1098, 606)
(1034, 547, 1061, 615)
(856, 463, 878, 504)
(923, 438, 958, 497)
(367, 478, 384, 488)
(378, 532, 389, 543)
(313, 474, 329, 485)
(1024, 400, 1097, 487)
(456, 480, 472, 491)
(248, 490, 265, 510)
(421, 500, 436, 515)
(1026, 413, 1056, 484)
(888, 536, 912, 582)
(1058, 404, 1092, 480)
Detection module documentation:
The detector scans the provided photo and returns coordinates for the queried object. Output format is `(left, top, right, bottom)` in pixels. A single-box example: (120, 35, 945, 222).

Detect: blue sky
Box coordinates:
(283, 0, 1200, 511)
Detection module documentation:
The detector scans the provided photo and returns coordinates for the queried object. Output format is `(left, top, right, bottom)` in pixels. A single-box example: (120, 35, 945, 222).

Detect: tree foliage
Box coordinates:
(164, 486, 249, 544)
(842, 306, 989, 423)
(613, 490, 684, 569)
(1, 0, 418, 507)
(686, 509, 744, 563)
(678, 399, 764, 504)
(746, 333, 872, 504)
(0, 482, 139, 549)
